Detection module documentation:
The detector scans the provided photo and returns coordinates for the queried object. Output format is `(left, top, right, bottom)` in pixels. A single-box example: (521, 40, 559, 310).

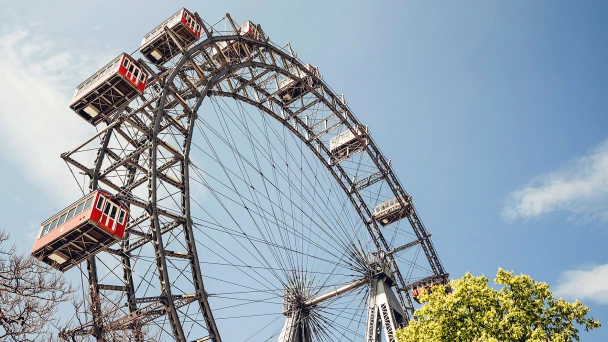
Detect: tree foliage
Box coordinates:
(396, 269, 601, 342)
(0, 229, 74, 341)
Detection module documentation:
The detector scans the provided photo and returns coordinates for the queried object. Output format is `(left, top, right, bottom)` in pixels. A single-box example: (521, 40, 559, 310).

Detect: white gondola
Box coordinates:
(329, 127, 368, 161)
(373, 195, 411, 226)
(215, 20, 264, 63)
(276, 64, 320, 105)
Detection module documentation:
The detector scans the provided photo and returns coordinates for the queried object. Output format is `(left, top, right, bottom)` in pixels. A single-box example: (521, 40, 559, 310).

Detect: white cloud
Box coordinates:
(0, 28, 115, 202)
(502, 140, 608, 223)
(554, 264, 608, 305)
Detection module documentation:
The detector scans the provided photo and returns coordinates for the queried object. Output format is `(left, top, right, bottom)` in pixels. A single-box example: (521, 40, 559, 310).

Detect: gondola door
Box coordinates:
(108, 203, 119, 232)
(123, 57, 143, 87)
(100, 197, 120, 232)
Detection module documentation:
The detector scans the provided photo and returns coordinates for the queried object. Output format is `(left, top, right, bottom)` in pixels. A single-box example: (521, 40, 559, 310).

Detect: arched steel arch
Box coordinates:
(61, 15, 448, 342)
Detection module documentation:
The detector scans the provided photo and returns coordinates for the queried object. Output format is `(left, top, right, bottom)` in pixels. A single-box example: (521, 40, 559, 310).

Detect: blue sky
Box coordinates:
(0, 0, 606, 340)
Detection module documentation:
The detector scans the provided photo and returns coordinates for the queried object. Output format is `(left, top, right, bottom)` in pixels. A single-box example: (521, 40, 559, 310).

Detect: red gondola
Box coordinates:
(31, 189, 129, 272)
(69, 53, 148, 126)
(139, 8, 202, 65)
(411, 277, 452, 304)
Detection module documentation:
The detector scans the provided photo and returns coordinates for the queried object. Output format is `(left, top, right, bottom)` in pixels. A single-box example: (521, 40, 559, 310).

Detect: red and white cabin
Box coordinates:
(216, 20, 265, 62)
(234, 20, 265, 41)
(411, 275, 451, 304)
(69, 53, 148, 126)
(140, 8, 202, 65)
(31, 189, 130, 272)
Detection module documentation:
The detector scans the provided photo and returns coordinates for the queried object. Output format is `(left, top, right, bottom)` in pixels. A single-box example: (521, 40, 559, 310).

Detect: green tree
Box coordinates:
(396, 269, 601, 342)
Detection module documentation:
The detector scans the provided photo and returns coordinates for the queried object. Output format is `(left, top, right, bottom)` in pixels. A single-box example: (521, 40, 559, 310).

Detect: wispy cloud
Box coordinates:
(0, 28, 115, 202)
(554, 264, 608, 305)
(502, 140, 608, 223)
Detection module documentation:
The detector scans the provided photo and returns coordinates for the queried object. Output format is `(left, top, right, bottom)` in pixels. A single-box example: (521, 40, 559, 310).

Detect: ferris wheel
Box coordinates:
(31, 8, 449, 342)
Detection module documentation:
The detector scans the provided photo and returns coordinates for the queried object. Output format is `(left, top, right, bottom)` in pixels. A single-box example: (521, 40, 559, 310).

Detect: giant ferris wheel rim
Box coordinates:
(58, 12, 448, 342)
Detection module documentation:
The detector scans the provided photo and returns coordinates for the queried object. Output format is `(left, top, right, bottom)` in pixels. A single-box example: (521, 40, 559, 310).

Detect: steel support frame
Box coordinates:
(61, 24, 448, 340)
(126, 54, 239, 342)
(87, 127, 113, 341)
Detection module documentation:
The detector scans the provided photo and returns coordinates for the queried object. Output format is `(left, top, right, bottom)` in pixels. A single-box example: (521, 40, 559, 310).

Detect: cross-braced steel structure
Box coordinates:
(58, 11, 449, 341)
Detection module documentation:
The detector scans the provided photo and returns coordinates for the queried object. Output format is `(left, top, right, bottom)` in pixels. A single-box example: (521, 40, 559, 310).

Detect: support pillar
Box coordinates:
(277, 313, 312, 342)
(365, 277, 406, 342)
